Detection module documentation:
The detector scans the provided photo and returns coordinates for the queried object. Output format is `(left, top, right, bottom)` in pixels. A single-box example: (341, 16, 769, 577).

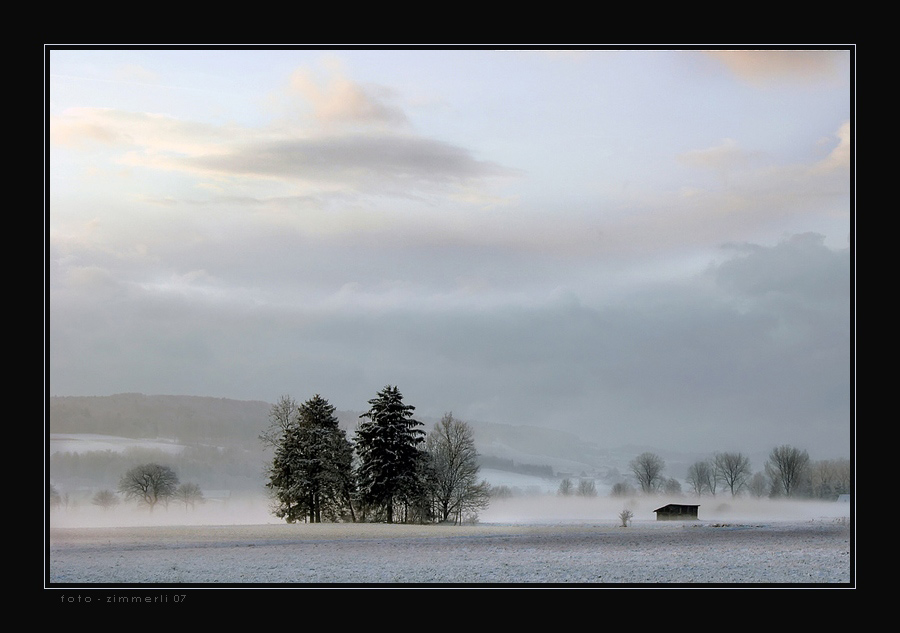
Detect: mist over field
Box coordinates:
(49, 486, 851, 529)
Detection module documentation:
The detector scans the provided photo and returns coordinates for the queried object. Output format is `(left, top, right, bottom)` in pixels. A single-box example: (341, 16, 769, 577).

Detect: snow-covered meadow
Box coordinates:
(48, 493, 853, 586)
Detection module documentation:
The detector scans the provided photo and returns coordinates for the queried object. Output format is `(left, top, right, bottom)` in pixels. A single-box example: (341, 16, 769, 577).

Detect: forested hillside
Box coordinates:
(50, 394, 274, 447)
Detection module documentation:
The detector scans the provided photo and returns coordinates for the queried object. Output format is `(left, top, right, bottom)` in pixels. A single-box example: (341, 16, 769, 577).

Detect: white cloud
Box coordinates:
(812, 121, 851, 173)
(288, 66, 409, 128)
(51, 75, 518, 203)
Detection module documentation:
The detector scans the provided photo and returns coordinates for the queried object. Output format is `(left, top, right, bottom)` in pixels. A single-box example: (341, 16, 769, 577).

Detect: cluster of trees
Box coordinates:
(478, 456, 554, 478)
(557, 478, 598, 497)
(628, 452, 683, 496)
(117, 463, 205, 510)
(50, 464, 205, 512)
(263, 386, 490, 525)
(619, 446, 850, 500)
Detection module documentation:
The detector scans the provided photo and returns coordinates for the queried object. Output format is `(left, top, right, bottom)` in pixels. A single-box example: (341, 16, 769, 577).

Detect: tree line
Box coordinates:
(262, 386, 490, 525)
(49, 443, 263, 493)
(49, 463, 205, 512)
(615, 447, 850, 500)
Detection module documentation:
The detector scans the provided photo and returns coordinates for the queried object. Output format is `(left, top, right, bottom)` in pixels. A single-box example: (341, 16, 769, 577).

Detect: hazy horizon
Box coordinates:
(48, 47, 854, 460)
(49, 486, 851, 530)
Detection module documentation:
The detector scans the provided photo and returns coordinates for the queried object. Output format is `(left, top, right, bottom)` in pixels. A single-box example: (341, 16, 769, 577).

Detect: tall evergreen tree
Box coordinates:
(354, 385, 426, 523)
(266, 394, 355, 523)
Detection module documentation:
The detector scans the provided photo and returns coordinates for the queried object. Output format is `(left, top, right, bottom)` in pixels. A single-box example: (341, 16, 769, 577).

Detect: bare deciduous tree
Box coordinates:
(619, 509, 634, 527)
(809, 458, 851, 500)
(118, 463, 179, 510)
(686, 460, 717, 496)
(611, 481, 636, 497)
(557, 478, 573, 496)
(578, 479, 598, 497)
(747, 471, 768, 498)
(426, 413, 490, 524)
(630, 452, 665, 493)
(259, 395, 299, 450)
(715, 452, 752, 497)
(765, 445, 809, 497)
(663, 477, 682, 495)
(176, 482, 204, 510)
(91, 489, 120, 510)
(50, 483, 62, 510)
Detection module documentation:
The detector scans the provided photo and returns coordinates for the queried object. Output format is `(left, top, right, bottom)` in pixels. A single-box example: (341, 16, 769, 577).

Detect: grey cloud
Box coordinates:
(49, 232, 851, 459)
(290, 233, 850, 457)
(184, 134, 519, 189)
(716, 232, 849, 301)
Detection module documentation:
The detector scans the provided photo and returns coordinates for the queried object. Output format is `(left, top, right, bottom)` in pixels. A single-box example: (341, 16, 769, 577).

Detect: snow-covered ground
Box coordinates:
(50, 433, 187, 455)
(48, 494, 853, 585)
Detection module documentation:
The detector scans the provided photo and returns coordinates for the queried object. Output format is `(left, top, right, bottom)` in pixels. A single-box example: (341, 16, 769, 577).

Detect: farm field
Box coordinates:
(47, 496, 853, 586)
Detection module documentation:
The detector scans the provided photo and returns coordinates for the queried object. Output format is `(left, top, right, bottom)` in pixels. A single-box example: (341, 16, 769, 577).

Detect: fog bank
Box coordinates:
(48, 493, 851, 530)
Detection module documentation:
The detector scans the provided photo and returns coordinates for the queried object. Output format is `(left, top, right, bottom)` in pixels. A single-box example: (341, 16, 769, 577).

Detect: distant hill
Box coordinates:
(49, 394, 717, 497)
(49, 394, 614, 476)
(49, 394, 272, 447)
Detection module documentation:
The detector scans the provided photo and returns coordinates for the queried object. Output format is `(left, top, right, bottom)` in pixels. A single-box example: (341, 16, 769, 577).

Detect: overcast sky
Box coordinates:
(47, 47, 853, 459)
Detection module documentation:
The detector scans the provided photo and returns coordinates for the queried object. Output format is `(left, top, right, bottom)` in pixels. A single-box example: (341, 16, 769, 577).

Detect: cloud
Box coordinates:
(51, 71, 519, 201)
(715, 232, 849, 301)
(704, 50, 848, 85)
(677, 138, 754, 173)
(50, 107, 236, 153)
(48, 227, 850, 458)
(288, 67, 409, 128)
(48, 51, 852, 460)
(813, 120, 851, 173)
(183, 133, 516, 190)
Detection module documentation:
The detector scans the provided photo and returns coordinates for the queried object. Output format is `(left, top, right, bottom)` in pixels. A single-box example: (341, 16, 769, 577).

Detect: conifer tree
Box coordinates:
(354, 385, 426, 523)
(266, 394, 355, 523)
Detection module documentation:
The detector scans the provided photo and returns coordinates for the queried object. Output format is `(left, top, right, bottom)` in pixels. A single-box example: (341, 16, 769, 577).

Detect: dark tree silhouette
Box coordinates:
(715, 452, 752, 496)
(766, 445, 809, 497)
(266, 394, 354, 523)
(355, 385, 426, 523)
(630, 452, 665, 493)
(118, 463, 179, 510)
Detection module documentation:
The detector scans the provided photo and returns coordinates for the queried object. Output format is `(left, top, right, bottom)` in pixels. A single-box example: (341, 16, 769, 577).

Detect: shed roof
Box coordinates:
(653, 503, 699, 512)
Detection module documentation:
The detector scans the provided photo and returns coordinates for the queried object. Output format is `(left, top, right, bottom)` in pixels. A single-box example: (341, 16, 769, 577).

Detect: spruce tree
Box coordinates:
(266, 394, 355, 523)
(355, 385, 426, 523)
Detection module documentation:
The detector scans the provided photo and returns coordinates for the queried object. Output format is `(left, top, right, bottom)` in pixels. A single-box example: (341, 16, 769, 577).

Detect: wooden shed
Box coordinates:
(654, 503, 699, 520)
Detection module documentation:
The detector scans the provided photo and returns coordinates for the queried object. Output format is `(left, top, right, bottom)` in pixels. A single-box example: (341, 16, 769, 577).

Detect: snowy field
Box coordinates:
(47, 495, 853, 586)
